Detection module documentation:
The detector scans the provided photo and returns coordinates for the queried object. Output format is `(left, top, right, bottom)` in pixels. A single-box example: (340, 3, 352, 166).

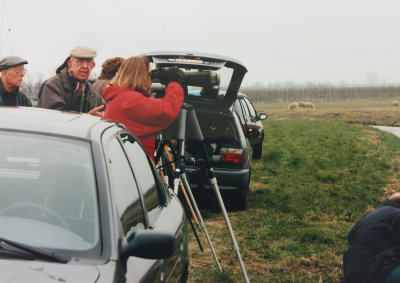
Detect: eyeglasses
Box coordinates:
(8, 68, 27, 75)
(74, 58, 95, 66)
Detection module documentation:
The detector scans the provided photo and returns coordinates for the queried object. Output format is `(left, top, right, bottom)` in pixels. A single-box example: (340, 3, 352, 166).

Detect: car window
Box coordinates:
(0, 131, 100, 252)
(106, 137, 145, 239)
(244, 97, 257, 118)
(232, 110, 247, 145)
(241, 99, 251, 118)
(121, 133, 164, 226)
(233, 100, 245, 124)
(187, 110, 242, 158)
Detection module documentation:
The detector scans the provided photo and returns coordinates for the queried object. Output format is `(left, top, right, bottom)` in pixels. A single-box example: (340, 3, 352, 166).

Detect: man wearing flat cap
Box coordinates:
(39, 46, 105, 116)
(0, 56, 32, 106)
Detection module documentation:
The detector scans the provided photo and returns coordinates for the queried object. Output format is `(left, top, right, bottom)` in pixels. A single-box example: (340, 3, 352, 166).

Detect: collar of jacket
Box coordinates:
(60, 68, 88, 93)
(380, 199, 400, 209)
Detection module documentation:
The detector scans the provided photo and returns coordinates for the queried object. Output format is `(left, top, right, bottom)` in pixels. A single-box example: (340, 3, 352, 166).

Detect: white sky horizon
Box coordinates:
(1, 0, 400, 87)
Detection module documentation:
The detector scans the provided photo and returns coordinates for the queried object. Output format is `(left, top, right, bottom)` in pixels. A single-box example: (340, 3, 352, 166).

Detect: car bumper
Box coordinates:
(185, 166, 250, 192)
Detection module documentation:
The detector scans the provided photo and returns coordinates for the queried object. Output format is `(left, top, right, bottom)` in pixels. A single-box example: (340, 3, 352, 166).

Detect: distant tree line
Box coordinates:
(19, 75, 400, 105)
(20, 75, 45, 105)
(240, 84, 400, 103)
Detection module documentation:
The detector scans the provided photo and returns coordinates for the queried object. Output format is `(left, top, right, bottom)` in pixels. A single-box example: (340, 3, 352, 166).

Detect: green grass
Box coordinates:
(188, 117, 400, 282)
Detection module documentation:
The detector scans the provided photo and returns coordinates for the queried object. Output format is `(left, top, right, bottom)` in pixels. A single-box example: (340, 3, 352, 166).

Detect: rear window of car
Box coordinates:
(185, 67, 233, 100)
(186, 110, 241, 158)
(150, 61, 234, 102)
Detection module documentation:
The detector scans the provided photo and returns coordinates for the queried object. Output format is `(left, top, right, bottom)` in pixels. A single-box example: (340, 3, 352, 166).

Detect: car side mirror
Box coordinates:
(258, 113, 268, 120)
(121, 230, 175, 260)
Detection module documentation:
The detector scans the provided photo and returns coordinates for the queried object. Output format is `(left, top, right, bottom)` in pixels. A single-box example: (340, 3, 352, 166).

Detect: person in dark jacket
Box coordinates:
(38, 46, 105, 116)
(343, 193, 400, 283)
(0, 56, 32, 106)
(102, 55, 184, 162)
(93, 57, 124, 95)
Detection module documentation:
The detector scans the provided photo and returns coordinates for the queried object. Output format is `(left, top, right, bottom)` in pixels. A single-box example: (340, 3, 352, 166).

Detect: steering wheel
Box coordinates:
(0, 202, 71, 231)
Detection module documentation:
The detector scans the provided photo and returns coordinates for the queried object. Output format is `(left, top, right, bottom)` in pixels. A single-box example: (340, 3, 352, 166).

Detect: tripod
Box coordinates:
(157, 141, 221, 271)
(155, 103, 249, 283)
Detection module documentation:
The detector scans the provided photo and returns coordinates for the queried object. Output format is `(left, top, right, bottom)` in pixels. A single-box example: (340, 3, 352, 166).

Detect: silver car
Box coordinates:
(0, 107, 189, 282)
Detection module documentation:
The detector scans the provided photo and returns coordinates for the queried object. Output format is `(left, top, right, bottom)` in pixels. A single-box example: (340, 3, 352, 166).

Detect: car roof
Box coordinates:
(0, 107, 115, 139)
(237, 92, 247, 99)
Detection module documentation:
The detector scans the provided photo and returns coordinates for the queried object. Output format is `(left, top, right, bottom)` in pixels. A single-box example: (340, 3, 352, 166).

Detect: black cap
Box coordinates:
(0, 56, 28, 71)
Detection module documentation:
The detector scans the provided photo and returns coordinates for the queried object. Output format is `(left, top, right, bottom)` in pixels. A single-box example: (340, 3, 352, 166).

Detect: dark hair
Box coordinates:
(98, 57, 124, 80)
(56, 56, 71, 74)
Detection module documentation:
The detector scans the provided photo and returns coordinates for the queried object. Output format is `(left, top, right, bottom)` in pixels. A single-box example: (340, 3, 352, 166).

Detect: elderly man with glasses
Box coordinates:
(0, 56, 32, 106)
(39, 46, 105, 116)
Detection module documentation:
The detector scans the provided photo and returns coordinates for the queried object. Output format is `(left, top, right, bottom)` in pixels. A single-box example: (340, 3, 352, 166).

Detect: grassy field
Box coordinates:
(187, 98, 400, 282)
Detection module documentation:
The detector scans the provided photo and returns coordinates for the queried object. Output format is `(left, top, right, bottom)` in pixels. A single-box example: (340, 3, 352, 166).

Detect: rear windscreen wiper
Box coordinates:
(0, 236, 69, 263)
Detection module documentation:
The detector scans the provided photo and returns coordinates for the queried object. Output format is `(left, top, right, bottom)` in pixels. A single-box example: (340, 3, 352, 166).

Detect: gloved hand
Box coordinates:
(149, 69, 169, 85)
(150, 67, 185, 85)
(167, 67, 185, 85)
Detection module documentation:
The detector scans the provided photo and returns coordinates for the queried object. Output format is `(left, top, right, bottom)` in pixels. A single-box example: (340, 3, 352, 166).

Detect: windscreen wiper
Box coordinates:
(0, 236, 69, 263)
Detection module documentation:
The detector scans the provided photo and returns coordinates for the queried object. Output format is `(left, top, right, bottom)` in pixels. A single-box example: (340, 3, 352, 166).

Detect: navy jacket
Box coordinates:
(0, 79, 32, 106)
(343, 199, 400, 283)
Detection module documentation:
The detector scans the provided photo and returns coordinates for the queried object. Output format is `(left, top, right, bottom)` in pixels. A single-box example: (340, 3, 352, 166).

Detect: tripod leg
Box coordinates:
(209, 176, 249, 283)
(181, 173, 222, 271)
(164, 141, 222, 271)
(158, 154, 204, 252)
(179, 187, 204, 252)
(189, 115, 249, 282)
(164, 145, 201, 228)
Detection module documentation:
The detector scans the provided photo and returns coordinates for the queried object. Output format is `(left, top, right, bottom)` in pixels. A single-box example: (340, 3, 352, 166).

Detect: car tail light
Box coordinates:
(220, 148, 244, 164)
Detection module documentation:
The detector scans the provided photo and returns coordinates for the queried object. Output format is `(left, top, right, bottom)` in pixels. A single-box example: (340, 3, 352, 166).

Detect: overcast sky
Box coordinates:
(1, 0, 400, 86)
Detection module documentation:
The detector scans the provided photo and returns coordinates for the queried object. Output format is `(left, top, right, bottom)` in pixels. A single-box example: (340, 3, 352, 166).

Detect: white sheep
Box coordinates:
(297, 101, 306, 108)
(304, 102, 315, 110)
(288, 102, 298, 110)
(392, 100, 399, 107)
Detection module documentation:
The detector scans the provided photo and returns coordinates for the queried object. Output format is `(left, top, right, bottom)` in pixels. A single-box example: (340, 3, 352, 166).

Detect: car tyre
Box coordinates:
(230, 190, 248, 211)
(252, 134, 263, 159)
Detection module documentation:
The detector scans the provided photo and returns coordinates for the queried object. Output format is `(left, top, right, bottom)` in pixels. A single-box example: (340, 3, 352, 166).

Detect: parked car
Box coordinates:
(233, 93, 267, 159)
(0, 107, 188, 282)
(146, 51, 252, 210)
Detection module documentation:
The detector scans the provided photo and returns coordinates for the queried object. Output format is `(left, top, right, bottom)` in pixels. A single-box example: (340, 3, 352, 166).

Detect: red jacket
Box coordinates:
(103, 82, 184, 161)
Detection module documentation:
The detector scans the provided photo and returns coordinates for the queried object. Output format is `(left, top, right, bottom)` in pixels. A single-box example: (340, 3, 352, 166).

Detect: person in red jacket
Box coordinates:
(102, 55, 185, 162)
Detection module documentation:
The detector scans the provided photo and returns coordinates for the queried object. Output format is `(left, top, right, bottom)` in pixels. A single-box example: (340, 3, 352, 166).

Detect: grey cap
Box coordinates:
(0, 56, 28, 71)
(70, 46, 97, 59)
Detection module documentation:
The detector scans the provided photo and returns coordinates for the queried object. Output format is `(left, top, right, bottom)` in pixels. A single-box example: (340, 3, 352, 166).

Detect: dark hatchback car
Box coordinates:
(146, 51, 252, 210)
(233, 93, 267, 159)
(0, 107, 188, 282)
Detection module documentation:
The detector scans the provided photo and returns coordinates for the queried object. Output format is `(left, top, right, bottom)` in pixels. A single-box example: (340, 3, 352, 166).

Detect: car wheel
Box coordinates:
(252, 135, 263, 159)
(231, 190, 248, 211)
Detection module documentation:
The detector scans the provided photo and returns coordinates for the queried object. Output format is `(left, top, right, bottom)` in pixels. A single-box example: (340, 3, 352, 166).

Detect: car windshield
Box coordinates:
(0, 131, 100, 253)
